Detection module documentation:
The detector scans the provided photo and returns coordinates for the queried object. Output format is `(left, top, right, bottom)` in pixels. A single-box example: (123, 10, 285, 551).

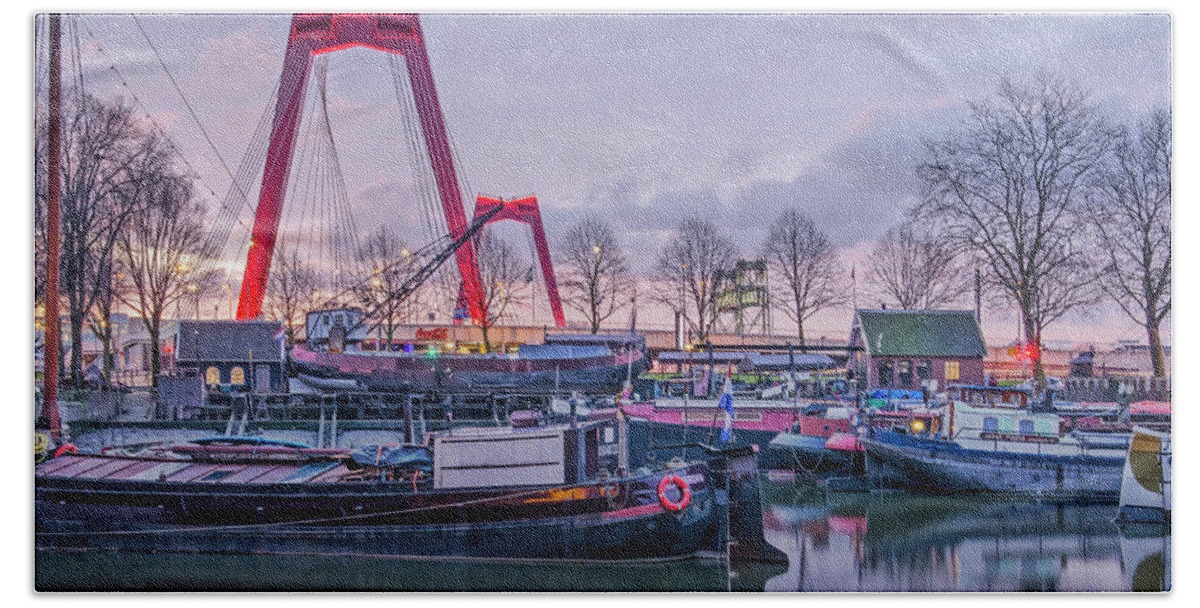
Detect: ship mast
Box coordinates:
(38, 13, 63, 439)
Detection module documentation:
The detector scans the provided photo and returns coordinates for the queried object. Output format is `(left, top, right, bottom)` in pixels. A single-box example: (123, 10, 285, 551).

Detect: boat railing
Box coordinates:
(952, 422, 1127, 457)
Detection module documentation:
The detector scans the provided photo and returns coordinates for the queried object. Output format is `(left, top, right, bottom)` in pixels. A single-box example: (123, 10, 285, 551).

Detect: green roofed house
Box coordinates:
(849, 309, 988, 391)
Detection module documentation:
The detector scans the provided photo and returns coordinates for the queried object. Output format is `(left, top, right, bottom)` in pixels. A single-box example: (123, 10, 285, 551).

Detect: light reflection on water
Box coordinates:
(34, 479, 1169, 592)
(759, 481, 1170, 592)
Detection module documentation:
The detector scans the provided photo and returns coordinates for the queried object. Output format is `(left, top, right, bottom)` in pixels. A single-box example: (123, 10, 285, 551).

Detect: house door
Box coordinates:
(255, 365, 272, 392)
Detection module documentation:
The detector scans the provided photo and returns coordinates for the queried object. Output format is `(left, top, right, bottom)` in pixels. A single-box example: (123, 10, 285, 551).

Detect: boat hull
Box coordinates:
(36, 458, 716, 561)
(860, 431, 1125, 501)
(766, 432, 859, 477)
(290, 345, 646, 395)
(1116, 426, 1171, 524)
(626, 418, 788, 469)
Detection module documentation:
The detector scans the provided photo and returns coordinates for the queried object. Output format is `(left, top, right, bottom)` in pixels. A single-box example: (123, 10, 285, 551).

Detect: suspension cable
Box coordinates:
(131, 14, 236, 185)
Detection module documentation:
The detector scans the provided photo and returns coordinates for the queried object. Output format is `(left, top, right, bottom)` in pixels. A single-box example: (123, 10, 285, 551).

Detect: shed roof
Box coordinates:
(854, 309, 987, 358)
(176, 321, 284, 363)
(745, 353, 835, 371)
(656, 351, 752, 364)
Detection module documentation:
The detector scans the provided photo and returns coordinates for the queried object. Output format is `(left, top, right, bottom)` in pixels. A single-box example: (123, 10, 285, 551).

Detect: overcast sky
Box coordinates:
(33, 12, 1172, 346)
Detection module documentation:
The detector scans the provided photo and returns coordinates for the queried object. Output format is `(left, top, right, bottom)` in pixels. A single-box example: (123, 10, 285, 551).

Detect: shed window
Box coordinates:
(205, 366, 221, 385)
(945, 360, 960, 381)
(897, 360, 913, 387)
(230, 366, 245, 384)
(877, 360, 894, 388)
(917, 360, 932, 381)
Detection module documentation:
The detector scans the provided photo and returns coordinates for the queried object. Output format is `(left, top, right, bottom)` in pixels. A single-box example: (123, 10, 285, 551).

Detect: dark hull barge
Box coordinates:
(291, 337, 647, 395)
(36, 418, 780, 563)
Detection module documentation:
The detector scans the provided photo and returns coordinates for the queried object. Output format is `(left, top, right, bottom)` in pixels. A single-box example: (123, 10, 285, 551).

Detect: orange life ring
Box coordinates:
(657, 473, 692, 511)
(53, 443, 79, 458)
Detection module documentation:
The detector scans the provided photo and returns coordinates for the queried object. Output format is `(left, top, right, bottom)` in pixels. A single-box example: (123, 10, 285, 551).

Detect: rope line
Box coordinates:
(131, 14, 237, 184)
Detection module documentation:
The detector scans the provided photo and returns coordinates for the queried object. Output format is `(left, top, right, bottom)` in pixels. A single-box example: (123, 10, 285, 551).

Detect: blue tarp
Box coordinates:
(348, 445, 433, 471)
(867, 389, 924, 400)
(517, 344, 611, 360)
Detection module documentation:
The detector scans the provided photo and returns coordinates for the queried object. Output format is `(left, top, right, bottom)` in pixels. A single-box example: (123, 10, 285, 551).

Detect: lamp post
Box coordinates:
(187, 282, 199, 320)
(221, 282, 233, 320)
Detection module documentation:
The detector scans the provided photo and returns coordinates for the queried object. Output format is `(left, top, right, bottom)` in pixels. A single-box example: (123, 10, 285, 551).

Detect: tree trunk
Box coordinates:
(101, 332, 113, 386)
(1024, 315, 1046, 391)
(480, 324, 491, 354)
(1147, 320, 1166, 378)
(796, 319, 806, 348)
(69, 310, 84, 387)
(148, 325, 161, 388)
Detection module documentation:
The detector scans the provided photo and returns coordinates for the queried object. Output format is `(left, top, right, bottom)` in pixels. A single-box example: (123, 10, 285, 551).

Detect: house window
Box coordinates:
(917, 360, 932, 382)
(945, 360, 960, 381)
(230, 366, 245, 384)
(877, 360, 894, 388)
(897, 360, 913, 387)
(205, 366, 221, 385)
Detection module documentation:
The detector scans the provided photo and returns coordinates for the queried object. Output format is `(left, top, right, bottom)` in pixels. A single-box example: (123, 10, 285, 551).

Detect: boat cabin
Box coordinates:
(948, 385, 1031, 409)
(430, 414, 622, 490)
(305, 307, 369, 353)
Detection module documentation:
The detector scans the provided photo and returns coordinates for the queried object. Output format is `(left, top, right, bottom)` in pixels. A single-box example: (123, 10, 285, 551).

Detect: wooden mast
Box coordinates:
(38, 13, 62, 439)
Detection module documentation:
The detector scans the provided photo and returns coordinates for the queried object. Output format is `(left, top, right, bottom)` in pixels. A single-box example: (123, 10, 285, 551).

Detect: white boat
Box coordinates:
(1115, 425, 1171, 524)
(860, 386, 1128, 499)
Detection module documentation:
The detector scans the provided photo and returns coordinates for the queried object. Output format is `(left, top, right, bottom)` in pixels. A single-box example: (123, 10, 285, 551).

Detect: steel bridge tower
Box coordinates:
(236, 13, 488, 325)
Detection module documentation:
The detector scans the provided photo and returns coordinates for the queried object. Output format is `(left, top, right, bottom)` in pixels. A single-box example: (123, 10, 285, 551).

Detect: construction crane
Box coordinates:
(329, 203, 504, 337)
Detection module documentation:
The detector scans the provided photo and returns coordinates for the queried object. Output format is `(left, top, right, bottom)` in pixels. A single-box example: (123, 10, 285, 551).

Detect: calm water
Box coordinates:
(35, 480, 1170, 592)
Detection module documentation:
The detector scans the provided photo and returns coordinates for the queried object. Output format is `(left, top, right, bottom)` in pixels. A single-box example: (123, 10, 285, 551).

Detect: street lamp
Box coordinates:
(187, 282, 199, 320)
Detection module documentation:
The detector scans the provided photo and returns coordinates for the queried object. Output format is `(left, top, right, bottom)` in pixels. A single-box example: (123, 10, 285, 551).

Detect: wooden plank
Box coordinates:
(165, 463, 221, 482)
(71, 459, 143, 479)
(42, 457, 116, 478)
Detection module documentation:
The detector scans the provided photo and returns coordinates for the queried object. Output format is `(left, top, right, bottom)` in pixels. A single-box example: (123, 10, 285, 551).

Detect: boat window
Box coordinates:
(1019, 420, 1035, 435)
(200, 470, 234, 482)
(584, 429, 600, 479)
(205, 366, 221, 385)
(983, 417, 998, 433)
(231, 366, 245, 384)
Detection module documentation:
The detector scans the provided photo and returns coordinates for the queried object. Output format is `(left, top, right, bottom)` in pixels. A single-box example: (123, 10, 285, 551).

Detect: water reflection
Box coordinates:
(761, 481, 1170, 592)
(34, 478, 1168, 592)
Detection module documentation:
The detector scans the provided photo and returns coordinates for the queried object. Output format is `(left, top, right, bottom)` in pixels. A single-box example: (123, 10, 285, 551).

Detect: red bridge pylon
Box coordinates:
(236, 13, 488, 325)
(452, 196, 566, 328)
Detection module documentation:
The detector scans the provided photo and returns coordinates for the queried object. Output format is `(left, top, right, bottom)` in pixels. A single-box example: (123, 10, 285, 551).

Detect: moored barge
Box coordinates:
(36, 415, 778, 562)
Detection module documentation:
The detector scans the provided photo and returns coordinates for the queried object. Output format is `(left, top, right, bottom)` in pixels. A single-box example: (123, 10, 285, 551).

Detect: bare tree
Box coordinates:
(558, 217, 630, 333)
(265, 250, 323, 347)
(762, 208, 844, 345)
(867, 220, 967, 310)
(353, 226, 419, 351)
(465, 230, 530, 352)
(87, 256, 120, 385)
(47, 92, 167, 386)
(1087, 110, 1171, 377)
(656, 218, 736, 345)
(116, 172, 209, 387)
(918, 76, 1108, 389)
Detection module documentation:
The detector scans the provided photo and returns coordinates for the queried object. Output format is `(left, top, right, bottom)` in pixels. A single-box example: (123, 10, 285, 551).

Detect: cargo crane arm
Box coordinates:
(344, 204, 504, 336)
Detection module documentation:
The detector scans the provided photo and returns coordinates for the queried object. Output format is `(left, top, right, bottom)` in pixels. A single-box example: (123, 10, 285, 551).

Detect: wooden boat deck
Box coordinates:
(38, 454, 354, 485)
